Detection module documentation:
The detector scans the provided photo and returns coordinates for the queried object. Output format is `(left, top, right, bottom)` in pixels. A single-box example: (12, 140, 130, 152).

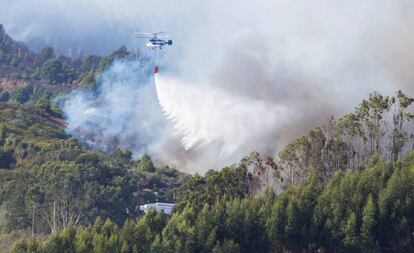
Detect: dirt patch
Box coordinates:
(0, 78, 29, 92)
(50, 116, 68, 128)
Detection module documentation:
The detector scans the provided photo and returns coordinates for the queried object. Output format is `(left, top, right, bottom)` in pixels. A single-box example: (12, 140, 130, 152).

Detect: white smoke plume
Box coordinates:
(63, 61, 171, 157)
(5, 0, 414, 172)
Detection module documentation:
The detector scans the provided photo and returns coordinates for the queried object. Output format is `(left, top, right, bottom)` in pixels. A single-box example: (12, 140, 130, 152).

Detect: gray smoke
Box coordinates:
(7, 0, 414, 172)
(62, 60, 176, 158)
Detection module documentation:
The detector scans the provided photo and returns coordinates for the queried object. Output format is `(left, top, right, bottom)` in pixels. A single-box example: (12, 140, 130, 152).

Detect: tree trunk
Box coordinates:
(31, 201, 36, 238)
(53, 200, 56, 233)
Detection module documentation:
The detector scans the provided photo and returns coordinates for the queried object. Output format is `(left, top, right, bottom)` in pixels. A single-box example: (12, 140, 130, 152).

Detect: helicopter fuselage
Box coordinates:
(146, 38, 173, 49)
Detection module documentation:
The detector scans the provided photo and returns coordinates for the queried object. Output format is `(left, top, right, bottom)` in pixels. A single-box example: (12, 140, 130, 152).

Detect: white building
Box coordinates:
(139, 202, 175, 215)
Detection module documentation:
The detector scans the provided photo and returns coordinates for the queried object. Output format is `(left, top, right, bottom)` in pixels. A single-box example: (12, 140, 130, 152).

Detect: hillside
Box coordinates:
(0, 103, 188, 252)
(0, 24, 39, 79)
(0, 23, 138, 107)
(0, 23, 81, 84)
(0, 103, 66, 140)
(11, 156, 414, 252)
(0, 103, 66, 169)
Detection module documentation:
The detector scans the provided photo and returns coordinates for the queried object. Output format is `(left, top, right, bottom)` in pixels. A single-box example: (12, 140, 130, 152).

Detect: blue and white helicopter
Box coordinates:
(135, 32, 173, 50)
(135, 32, 173, 73)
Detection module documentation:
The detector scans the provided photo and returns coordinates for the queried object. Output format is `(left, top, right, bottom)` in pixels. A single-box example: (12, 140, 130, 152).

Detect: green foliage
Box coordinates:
(0, 104, 186, 241)
(9, 210, 168, 253)
(0, 24, 148, 110)
(137, 154, 155, 172)
(212, 240, 240, 253)
(360, 194, 378, 250)
(81, 55, 101, 72)
(35, 98, 51, 112)
(97, 46, 130, 74)
(40, 47, 55, 62)
(1, 146, 180, 233)
(0, 103, 65, 145)
(8, 153, 414, 253)
(79, 71, 96, 87)
(11, 86, 33, 104)
(174, 165, 249, 212)
(11, 239, 42, 253)
(97, 55, 115, 74)
(278, 90, 414, 185)
(40, 59, 64, 84)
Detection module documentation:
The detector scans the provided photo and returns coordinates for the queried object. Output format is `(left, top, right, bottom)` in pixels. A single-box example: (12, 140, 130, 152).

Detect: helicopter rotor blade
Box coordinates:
(135, 32, 169, 39)
(134, 32, 153, 38)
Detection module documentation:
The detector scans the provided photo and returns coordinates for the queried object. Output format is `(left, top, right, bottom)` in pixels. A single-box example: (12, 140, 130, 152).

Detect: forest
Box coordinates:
(0, 23, 414, 252)
(8, 153, 414, 253)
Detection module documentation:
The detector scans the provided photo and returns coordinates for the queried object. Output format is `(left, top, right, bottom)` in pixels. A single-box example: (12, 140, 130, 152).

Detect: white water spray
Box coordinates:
(154, 73, 287, 169)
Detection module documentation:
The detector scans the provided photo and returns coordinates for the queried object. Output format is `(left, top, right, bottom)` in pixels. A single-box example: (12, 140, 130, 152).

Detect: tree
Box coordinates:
(378, 166, 414, 251)
(35, 98, 52, 112)
(360, 194, 378, 251)
(112, 45, 129, 58)
(81, 55, 101, 71)
(355, 92, 390, 162)
(98, 55, 115, 73)
(75, 227, 94, 253)
(40, 46, 55, 61)
(79, 71, 96, 87)
(390, 90, 414, 162)
(342, 212, 359, 251)
(137, 154, 155, 172)
(42, 227, 76, 253)
(175, 165, 249, 213)
(12, 86, 32, 104)
(240, 152, 280, 193)
(338, 113, 361, 170)
(267, 194, 288, 251)
(212, 240, 240, 253)
(11, 239, 42, 253)
(8, 155, 414, 252)
(40, 59, 64, 84)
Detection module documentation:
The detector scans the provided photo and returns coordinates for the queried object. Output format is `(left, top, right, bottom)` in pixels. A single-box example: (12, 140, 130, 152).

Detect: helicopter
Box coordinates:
(135, 32, 173, 49)
(135, 32, 173, 74)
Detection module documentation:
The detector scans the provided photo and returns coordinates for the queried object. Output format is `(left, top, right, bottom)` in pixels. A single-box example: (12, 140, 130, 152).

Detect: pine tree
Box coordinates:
(342, 212, 359, 251)
(360, 194, 378, 251)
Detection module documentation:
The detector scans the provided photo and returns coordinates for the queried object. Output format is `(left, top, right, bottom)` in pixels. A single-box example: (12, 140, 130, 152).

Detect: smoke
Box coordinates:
(63, 60, 170, 157)
(7, 0, 414, 171)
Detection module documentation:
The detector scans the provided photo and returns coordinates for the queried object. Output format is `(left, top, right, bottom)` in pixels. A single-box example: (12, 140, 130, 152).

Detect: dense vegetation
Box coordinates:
(277, 90, 414, 184)
(10, 155, 414, 253)
(0, 24, 142, 106)
(0, 104, 187, 251)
